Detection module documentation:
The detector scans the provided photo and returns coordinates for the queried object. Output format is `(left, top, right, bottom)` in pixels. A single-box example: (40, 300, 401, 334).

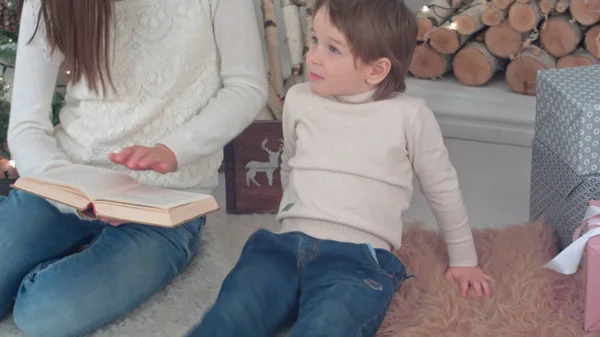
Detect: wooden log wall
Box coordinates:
(410, 0, 600, 95)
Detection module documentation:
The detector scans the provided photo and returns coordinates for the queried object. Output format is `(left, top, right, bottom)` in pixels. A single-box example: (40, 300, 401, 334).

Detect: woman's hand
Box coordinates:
(445, 266, 494, 298)
(100, 217, 125, 227)
(109, 144, 177, 174)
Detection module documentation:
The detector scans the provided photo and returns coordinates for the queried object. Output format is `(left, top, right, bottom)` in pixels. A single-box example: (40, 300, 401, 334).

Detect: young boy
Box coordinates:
(188, 0, 493, 335)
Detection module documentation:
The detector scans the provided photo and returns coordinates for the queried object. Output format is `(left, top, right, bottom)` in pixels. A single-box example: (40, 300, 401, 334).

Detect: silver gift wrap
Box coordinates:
(530, 65, 600, 251)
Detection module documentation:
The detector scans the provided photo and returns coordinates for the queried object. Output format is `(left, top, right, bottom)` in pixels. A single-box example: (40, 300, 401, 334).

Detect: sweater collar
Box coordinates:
(333, 89, 377, 104)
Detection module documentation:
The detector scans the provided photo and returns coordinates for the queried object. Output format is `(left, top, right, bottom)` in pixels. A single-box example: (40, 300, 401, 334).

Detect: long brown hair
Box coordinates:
(18, 0, 115, 94)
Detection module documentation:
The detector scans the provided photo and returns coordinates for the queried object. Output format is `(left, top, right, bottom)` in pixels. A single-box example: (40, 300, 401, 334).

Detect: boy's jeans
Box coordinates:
(188, 228, 408, 337)
(0, 190, 205, 337)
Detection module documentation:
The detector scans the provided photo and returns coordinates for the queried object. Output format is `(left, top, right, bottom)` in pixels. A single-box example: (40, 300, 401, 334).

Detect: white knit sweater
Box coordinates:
(8, 0, 267, 214)
(277, 83, 478, 267)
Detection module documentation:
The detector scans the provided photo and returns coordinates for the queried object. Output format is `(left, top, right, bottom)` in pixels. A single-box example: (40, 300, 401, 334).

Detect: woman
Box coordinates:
(0, 0, 267, 336)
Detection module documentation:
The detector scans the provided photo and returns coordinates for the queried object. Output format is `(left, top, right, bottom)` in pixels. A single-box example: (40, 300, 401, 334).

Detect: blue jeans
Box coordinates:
(187, 229, 408, 337)
(0, 190, 205, 337)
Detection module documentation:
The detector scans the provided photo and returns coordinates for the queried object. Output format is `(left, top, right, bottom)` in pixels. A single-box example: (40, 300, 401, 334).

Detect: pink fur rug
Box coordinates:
(377, 221, 600, 337)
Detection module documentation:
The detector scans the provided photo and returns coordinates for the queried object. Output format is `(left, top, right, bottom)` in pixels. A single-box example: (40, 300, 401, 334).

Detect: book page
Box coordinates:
(29, 164, 139, 199)
(98, 185, 213, 209)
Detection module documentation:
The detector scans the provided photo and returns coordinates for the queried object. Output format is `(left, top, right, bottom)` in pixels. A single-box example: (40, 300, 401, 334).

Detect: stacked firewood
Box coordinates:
(411, 0, 600, 95)
(257, 0, 311, 121)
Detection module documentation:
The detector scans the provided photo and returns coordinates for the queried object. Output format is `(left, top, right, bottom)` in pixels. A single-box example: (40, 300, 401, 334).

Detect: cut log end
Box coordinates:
(540, 15, 583, 57)
(417, 0, 459, 41)
(585, 25, 600, 58)
(570, 0, 600, 26)
(505, 47, 556, 95)
(454, 16, 478, 35)
(453, 0, 488, 35)
(485, 22, 527, 58)
(418, 17, 435, 41)
(410, 44, 452, 78)
(492, 0, 515, 9)
(539, 0, 555, 13)
(482, 6, 507, 26)
(555, 0, 569, 12)
(429, 27, 464, 54)
(508, 2, 543, 32)
(557, 50, 600, 68)
(453, 42, 500, 86)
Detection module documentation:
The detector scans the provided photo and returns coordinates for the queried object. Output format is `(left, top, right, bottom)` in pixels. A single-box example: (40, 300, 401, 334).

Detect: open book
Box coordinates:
(12, 164, 219, 227)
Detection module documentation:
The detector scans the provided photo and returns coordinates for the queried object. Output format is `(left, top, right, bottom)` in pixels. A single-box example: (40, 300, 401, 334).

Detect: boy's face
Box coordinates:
(306, 9, 375, 97)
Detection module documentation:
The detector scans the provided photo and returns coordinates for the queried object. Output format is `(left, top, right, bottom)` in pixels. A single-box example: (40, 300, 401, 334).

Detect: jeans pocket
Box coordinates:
(362, 245, 408, 282)
(362, 244, 387, 275)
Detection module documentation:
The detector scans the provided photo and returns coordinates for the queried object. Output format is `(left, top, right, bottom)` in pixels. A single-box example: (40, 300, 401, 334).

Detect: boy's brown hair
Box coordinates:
(313, 0, 418, 100)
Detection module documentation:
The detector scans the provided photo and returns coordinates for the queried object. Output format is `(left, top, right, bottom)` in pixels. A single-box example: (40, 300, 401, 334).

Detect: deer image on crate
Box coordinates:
(245, 138, 283, 187)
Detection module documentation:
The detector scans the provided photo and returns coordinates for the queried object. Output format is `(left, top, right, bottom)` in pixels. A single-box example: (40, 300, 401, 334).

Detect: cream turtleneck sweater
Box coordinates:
(276, 83, 478, 267)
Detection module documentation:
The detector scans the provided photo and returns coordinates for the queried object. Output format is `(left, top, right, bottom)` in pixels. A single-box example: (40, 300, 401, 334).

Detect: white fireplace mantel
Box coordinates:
(405, 74, 537, 148)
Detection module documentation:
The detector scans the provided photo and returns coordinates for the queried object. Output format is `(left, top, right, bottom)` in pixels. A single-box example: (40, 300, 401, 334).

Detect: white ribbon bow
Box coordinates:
(544, 201, 600, 275)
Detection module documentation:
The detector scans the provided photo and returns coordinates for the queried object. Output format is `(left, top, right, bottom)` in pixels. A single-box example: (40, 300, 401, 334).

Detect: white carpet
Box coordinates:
(0, 208, 281, 337)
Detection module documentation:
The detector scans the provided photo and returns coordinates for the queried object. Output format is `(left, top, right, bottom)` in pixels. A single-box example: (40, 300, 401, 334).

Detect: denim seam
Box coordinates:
(19, 225, 192, 337)
(180, 227, 193, 241)
(174, 217, 206, 271)
(179, 216, 206, 242)
(24, 228, 107, 281)
(356, 282, 397, 337)
(178, 231, 202, 272)
(361, 245, 393, 278)
(242, 229, 262, 254)
(296, 234, 303, 269)
(74, 221, 207, 337)
(311, 239, 321, 261)
(69, 267, 179, 337)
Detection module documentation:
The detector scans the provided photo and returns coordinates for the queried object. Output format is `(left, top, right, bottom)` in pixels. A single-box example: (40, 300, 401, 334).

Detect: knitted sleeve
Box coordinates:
(406, 101, 478, 267)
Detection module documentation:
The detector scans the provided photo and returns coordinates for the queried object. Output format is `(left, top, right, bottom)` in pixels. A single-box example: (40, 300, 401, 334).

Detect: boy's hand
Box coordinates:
(445, 266, 494, 298)
(109, 144, 177, 174)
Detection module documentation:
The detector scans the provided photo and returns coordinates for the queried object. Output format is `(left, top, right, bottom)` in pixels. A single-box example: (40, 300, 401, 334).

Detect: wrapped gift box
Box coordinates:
(529, 65, 600, 250)
(585, 235, 600, 331)
(530, 139, 600, 249)
(545, 201, 600, 331)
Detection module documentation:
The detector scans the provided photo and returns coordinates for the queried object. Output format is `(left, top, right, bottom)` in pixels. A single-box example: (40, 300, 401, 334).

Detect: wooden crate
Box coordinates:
(224, 120, 284, 214)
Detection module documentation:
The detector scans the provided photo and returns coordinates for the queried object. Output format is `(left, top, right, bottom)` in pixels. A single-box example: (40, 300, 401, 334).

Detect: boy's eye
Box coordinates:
(329, 45, 339, 54)
(311, 36, 318, 44)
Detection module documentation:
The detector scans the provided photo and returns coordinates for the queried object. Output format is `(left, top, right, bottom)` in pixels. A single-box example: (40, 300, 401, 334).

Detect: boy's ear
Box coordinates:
(366, 57, 391, 85)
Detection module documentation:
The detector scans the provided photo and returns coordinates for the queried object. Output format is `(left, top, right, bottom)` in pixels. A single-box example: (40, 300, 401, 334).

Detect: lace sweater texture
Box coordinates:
(8, 0, 267, 214)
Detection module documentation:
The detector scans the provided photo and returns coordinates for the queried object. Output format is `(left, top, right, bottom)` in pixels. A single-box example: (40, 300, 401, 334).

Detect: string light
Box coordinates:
(449, 22, 457, 30)
(65, 70, 71, 75)
(8, 160, 14, 168)
(421, 2, 484, 18)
